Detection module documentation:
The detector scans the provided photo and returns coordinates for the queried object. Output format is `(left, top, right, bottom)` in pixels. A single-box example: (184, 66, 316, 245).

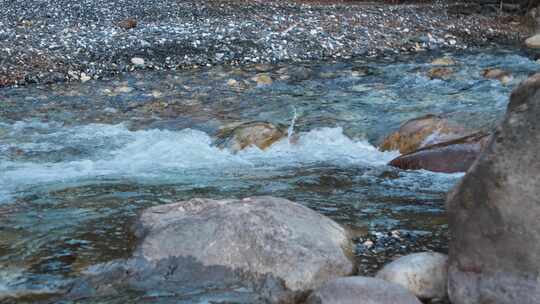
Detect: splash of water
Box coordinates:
(287, 106, 298, 144)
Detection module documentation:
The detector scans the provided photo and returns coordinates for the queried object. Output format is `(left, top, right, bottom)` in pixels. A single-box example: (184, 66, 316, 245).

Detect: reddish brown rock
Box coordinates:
(388, 132, 490, 173)
(379, 114, 466, 154)
(117, 18, 137, 30)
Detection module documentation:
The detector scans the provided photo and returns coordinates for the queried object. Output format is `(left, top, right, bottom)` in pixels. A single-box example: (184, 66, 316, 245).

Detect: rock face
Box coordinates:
(306, 276, 422, 304)
(388, 131, 491, 173)
(447, 73, 540, 304)
(379, 114, 466, 154)
(376, 252, 448, 300)
(216, 121, 287, 152)
(71, 197, 354, 303)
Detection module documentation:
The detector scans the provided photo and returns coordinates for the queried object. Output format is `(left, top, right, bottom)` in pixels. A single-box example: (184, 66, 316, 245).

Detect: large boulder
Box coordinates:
(306, 276, 422, 304)
(71, 197, 354, 303)
(376, 252, 448, 300)
(447, 73, 540, 304)
(216, 121, 287, 152)
(379, 114, 466, 154)
(388, 131, 490, 173)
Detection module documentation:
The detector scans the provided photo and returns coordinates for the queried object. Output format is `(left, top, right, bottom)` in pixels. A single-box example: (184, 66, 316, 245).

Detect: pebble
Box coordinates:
(0, 1, 526, 87)
(131, 57, 145, 66)
(252, 74, 273, 86)
(80, 73, 91, 82)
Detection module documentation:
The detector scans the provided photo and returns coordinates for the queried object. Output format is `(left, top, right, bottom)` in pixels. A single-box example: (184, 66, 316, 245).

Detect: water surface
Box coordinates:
(0, 49, 538, 302)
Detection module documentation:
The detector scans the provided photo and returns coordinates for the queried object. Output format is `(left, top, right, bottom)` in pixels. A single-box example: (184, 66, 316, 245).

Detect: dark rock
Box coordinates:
(388, 131, 490, 173)
(447, 73, 540, 304)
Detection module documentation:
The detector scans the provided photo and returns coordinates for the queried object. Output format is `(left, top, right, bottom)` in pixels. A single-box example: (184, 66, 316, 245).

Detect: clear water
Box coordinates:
(0, 49, 538, 302)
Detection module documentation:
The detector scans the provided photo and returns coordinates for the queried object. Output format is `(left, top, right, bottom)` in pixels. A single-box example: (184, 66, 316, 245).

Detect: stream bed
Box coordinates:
(0, 49, 538, 303)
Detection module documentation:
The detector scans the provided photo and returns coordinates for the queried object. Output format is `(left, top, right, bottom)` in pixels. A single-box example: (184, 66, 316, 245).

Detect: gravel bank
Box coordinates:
(0, 0, 532, 86)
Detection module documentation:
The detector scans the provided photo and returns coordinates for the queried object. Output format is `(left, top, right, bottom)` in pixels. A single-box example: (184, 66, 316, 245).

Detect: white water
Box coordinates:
(0, 122, 399, 203)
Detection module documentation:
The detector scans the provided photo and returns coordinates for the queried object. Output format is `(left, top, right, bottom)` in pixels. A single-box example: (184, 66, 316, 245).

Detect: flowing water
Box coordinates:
(0, 49, 538, 302)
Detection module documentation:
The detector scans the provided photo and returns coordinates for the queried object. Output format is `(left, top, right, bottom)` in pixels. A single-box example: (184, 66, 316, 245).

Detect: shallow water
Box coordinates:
(0, 49, 538, 302)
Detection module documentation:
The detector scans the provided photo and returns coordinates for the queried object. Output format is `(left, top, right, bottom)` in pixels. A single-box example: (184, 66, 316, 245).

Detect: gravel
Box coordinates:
(0, 0, 532, 86)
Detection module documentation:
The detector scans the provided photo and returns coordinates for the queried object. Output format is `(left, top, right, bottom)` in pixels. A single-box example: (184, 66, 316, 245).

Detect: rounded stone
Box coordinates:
(306, 276, 422, 304)
(131, 57, 145, 66)
(136, 196, 355, 297)
(376, 252, 448, 300)
(525, 34, 540, 49)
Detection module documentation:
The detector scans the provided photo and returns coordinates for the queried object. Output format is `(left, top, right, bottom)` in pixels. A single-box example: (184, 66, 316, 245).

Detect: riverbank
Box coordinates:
(0, 0, 534, 87)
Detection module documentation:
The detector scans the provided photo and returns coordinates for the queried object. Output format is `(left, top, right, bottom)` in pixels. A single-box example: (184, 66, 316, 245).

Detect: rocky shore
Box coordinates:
(0, 0, 534, 87)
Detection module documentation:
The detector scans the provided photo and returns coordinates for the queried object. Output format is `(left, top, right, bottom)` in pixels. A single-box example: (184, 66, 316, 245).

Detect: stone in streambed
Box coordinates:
(447, 73, 540, 304)
(215, 121, 287, 152)
(379, 114, 466, 154)
(525, 33, 540, 49)
(431, 57, 456, 66)
(376, 252, 448, 300)
(427, 67, 454, 80)
(388, 131, 490, 173)
(482, 68, 513, 85)
(70, 197, 355, 303)
(251, 73, 273, 86)
(306, 276, 422, 304)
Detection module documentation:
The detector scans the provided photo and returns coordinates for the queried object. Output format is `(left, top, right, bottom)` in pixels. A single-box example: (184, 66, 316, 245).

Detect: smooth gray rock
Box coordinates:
(134, 196, 354, 294)
(376, 252, 448, 300)
(447, 73, 540, 304)
(306, 276, 422, 304)
(67, 196, 355, 303)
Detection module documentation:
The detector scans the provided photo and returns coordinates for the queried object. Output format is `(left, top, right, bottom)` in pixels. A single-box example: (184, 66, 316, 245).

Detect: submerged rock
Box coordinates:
(306, 276, 422, 304)
(71, 197, 355, 303)
(427, 67, 454, 80)
(431, 57, 456, 66)
(388, 131, 490, 173)
(376, 252, 448, 300)
(216, 121, 287, 152)
(379, 114, 466, 154)
(482, 68, 513, 85)
(447, 73, 540, 304)
(252, 73, 273, 86)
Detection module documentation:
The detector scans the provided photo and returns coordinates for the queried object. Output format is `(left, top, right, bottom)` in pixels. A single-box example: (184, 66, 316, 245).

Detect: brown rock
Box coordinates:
(431, 57, 456, 66)
(216, 121, 287, 152)
(379, 114, 466, 154)
(251, 73, 273, 86)
(428, 67, 454, 80)
(117, 18, 137, 30)
(482, 68, 513, 85)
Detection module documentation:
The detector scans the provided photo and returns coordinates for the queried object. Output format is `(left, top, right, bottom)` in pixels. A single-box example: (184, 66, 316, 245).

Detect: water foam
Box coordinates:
(0, 122, 398, 203)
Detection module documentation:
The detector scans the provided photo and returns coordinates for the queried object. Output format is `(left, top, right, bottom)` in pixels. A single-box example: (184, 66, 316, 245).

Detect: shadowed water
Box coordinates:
(0, 49, 538, 302)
